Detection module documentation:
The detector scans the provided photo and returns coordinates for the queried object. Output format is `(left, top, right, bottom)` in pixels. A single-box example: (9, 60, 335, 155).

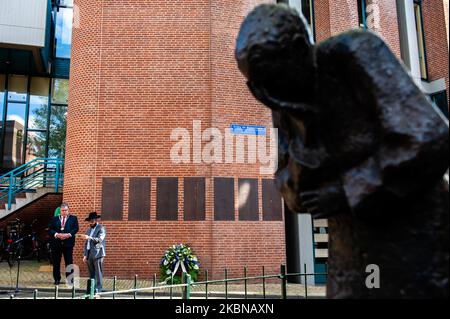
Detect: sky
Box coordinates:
(55, 7, 73, 59)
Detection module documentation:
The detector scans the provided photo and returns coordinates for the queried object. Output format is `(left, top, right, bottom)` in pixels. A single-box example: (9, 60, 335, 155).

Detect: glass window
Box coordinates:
(6, 103, 26, 127)
(0, 103, 3, 132)
(29, 78, 50, 130)
(26, 131, 47, 161)
(5, 102, 26, 166)
(430, 91, 449, 119)
(276, 0, 315, 38)
(414, 1, 427, 80)
(301, 0, 315, 38)
(49, 105, 67, 158)
(59, 0, 74, 7)
(7, 75, 28, 102)
(358, 0, 367, 30)
(51, 78, 69, 104)
(0, 74, 5, 92)
(55, 7, 73, 59)
(3, 119, 24, 168)
(0, 74, 5, 131)
(30, 77, 50, 97)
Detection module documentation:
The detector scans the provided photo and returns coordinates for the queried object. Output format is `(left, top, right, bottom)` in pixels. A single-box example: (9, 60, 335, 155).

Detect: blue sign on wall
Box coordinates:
(230, 124, 266, 136)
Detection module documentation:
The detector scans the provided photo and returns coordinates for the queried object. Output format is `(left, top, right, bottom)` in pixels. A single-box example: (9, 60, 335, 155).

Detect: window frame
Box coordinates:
(276, 0, 316, 40)
(358, 0, 368, 30)
(430, 91, 449, 119)
(413, 0, 429, 81)
(0, 74, 68, 171)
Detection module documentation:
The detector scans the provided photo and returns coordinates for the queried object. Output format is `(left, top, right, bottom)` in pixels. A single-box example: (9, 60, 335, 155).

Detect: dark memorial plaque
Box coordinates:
(238, 178, 259, 221)
(156, 177, 178, 221)
(128, 177, 151, 221)
(214, 177, 235, 221)
(184, 177, 206, 221)
(101, 177, 124, 221)
(262, 179, 283, 221)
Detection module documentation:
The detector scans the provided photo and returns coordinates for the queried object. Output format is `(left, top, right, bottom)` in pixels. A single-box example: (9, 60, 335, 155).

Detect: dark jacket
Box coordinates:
(48, 215, 79, 248)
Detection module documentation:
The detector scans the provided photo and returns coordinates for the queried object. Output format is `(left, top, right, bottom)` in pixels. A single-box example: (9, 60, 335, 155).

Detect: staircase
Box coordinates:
(0, 158, 64, 219)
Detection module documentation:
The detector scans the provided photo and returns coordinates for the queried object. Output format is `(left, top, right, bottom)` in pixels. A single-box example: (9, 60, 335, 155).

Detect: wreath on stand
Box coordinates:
(160, 244, 200, 284)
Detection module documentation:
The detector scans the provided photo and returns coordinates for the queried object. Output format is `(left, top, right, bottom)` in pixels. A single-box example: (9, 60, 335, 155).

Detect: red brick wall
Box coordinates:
(369, 0, 402, 58)
(315, 0, 401, 58)
(314, 0, 331, 42)
(0, 194, 62, 240)
(66, 0, 285, 280)
(210, 0, 284, 278)
(328, 0, 360, 35)
(422, 0, 449, 105)
(65, 0, 448, 280)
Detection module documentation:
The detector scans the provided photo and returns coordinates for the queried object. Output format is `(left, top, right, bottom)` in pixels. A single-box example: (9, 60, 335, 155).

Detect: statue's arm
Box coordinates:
(317, 30, 449, 214)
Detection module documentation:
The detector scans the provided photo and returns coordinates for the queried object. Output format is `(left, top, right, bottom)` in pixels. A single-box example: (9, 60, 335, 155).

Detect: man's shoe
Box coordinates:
(54, 280, 60, 285)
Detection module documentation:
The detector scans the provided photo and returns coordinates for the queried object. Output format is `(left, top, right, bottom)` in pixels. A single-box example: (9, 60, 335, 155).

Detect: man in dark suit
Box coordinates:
(48, 202, 79, 285)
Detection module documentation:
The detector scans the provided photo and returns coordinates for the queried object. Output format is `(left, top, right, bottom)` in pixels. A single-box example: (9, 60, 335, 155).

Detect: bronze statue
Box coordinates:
(236, 4, 449, 298)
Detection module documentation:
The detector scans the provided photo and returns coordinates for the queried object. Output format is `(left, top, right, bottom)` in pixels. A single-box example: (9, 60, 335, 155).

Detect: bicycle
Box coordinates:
(0, 229, 5, 262)
(5, 234, 31, 268)
(21, 219, 45, 262)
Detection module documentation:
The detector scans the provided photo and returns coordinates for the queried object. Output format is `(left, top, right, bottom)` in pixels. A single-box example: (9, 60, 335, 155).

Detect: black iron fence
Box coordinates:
(3, 264, 327, 299)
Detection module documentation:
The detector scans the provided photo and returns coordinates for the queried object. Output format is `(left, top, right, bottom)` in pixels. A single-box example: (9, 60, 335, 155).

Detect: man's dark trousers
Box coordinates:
(52, 244, 74, 283)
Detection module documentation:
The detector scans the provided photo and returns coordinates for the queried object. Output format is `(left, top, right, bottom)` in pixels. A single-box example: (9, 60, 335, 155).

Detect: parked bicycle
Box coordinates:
(0, 229, 5, 261)
(1, 218, 52, 267)
(6, 234, 30, 268)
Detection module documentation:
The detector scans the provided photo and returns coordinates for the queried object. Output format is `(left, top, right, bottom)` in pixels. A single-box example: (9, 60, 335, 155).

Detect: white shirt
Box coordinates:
(86, 224, 98, 250)
(54, 215, 71, 238)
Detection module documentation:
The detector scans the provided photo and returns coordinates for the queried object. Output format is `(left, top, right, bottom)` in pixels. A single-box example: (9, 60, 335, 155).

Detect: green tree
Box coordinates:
(29, 103, 67, 159)
(49, 105, 67, 158)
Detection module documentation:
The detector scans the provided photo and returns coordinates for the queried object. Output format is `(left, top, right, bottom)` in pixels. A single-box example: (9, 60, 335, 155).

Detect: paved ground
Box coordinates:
(0, 260, 327, 299)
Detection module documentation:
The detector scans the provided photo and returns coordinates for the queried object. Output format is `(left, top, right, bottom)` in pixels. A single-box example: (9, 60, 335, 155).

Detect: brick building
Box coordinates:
(64, 0, 285, 279)
(1, 0, 448, 282)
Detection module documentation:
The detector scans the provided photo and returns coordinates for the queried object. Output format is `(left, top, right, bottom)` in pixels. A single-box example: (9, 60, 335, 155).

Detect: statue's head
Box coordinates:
(236, 4, 321, 215)
(236, 4, 315, 104)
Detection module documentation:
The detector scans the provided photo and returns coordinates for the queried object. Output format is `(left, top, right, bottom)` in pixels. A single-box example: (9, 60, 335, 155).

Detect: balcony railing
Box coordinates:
(0, 157, 64, 210)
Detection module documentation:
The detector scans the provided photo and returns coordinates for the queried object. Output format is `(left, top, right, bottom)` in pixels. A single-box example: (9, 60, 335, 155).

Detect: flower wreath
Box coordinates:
(160, 244, 200, 284)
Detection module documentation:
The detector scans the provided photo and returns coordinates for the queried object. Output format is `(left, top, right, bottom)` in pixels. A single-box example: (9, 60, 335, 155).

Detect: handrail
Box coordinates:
(1, 158, 45, 177)
(0, 158, 64, 210)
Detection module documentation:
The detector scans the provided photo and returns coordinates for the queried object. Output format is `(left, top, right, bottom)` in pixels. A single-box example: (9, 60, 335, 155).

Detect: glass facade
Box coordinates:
(55, 6, 74, 59)
(0, 76, 68, 171)
(0, 1, 72, 171)
(0, 75, 4, 134)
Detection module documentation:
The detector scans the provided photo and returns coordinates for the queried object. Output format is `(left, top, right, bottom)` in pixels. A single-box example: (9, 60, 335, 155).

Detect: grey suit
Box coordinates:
(83, 224, 106, 292)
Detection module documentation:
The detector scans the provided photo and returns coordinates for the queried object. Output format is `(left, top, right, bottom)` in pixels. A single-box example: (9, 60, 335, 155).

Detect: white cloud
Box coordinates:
(7, 114, 25, 126)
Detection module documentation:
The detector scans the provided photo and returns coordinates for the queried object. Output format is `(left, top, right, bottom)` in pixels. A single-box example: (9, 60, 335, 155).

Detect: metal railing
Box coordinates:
(11, 264, 327, 300)
(0, 158, 64, 210)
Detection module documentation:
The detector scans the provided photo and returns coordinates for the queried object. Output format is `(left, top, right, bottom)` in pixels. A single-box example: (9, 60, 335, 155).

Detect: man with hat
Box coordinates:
(81, 212, 106, 293)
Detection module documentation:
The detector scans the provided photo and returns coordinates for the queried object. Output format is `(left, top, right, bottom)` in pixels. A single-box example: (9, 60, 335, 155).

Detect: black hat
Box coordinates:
(85, 212, 101, 221)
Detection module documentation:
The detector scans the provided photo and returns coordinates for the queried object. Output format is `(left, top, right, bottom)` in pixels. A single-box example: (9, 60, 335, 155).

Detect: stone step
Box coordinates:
(15, 197, 29, 207)
(0, 187, 57, 220)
